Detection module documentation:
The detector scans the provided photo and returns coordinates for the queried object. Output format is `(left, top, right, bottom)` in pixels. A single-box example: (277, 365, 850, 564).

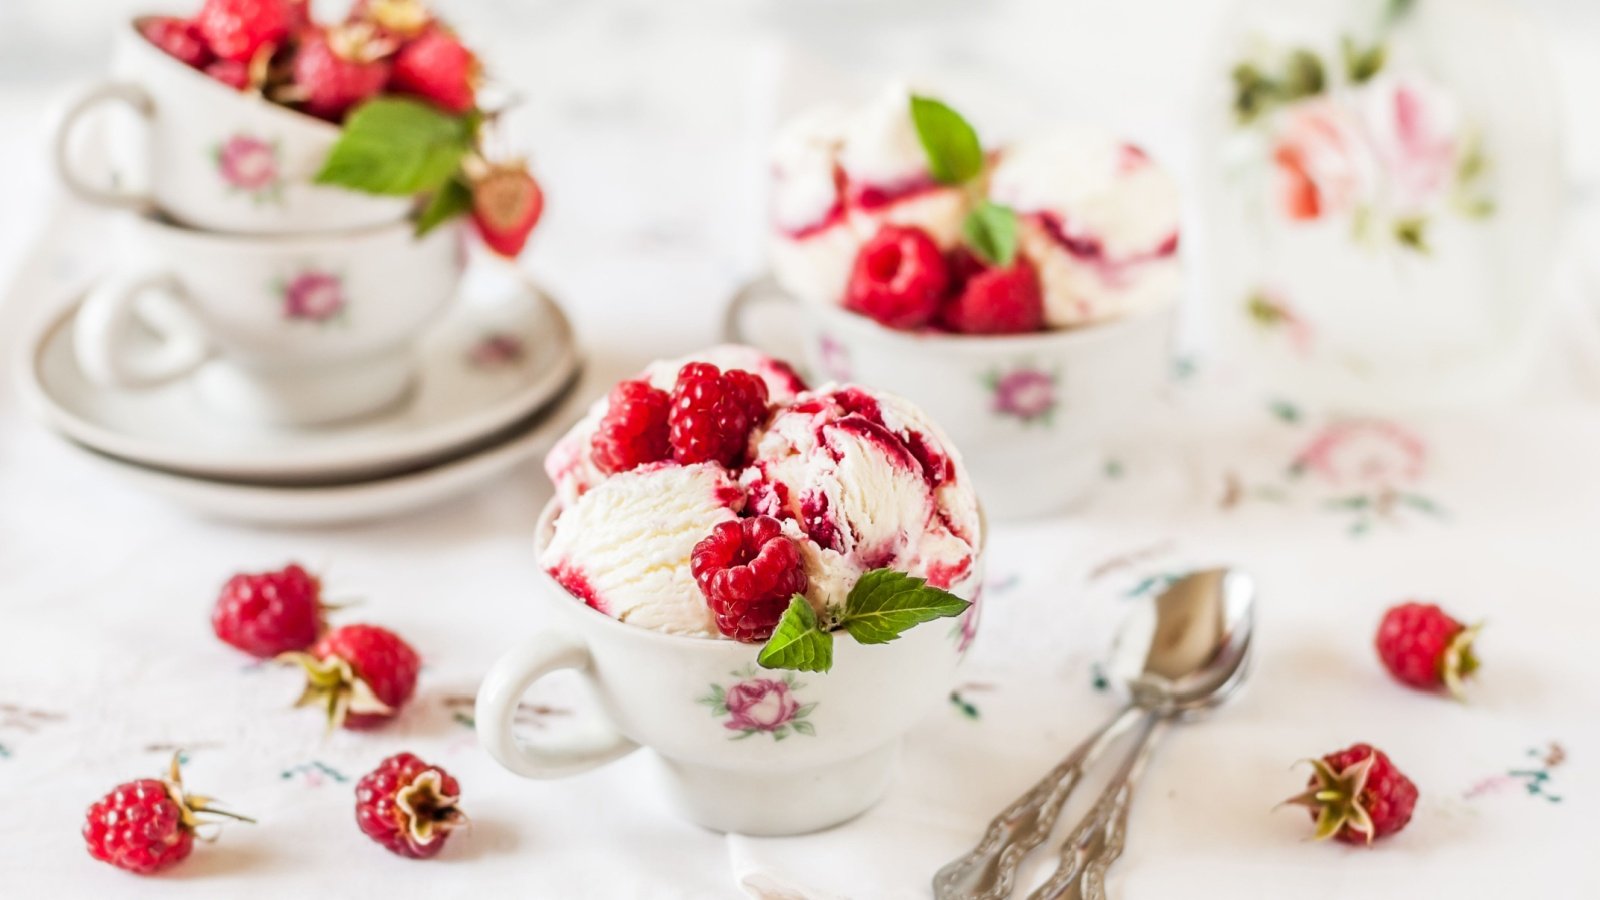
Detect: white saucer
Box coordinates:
(62, 386, 578, 527)
(18, 265, 580, 485)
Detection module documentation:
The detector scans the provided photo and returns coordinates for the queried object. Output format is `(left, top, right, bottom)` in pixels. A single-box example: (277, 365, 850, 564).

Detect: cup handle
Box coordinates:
(723, 274, 805, 356)
(53, 81, 156, 210)
(475, 631, 640, 779)
(74, 271, 212, 389)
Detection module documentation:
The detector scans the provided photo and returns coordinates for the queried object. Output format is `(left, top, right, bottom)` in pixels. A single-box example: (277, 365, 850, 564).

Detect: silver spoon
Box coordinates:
(933, 568, 1256, 900)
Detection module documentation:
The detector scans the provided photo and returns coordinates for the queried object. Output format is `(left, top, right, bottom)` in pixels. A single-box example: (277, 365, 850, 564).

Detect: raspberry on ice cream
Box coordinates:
(988, 127, 1181, 328)
(692, 516, 809, 643)
(543, 462, 746, 637)
(545, 346, 807, 506)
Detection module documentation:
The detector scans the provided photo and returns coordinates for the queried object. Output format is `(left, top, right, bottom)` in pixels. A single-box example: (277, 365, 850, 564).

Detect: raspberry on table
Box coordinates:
(669, 363, 770, 467)
(1282, 743, 1418, 845)
(691, 516, 809, 642)
(355, 752, 464, 859)
(939, 257, 1045, 335)
(83, 754, 251, 875)
(212, 562, 327, 658)
(591, 379, 673, 474)
(845, 225, 949, 330)
(281, 623, 420, 730)
(1374, 601, 1481, 698)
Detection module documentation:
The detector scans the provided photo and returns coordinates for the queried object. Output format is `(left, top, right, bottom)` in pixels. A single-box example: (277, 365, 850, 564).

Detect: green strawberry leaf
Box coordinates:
(315, 98, 476, 197)
(963, 201, 1019, 267)
(841, 569, 971, 645)
(416, 176, 473, 235)
(757, 596, 834, 672)
(909, 95, 983, 185)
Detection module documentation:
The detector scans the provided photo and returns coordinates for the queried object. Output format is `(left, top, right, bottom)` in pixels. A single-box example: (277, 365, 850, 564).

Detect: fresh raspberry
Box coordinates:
(1283, 743, 1418, 845)
(1375, 601, 1481, 697)
(470, 164, 544, 257)
(939, 258, 1045, 335)
(83, 755, 250, 874)
(211, 562, 326, 658)
(283, 624, 420, 730)
(205, 59, 252, 90)
(355, 753, 464, 859)
(290, 25, 393, 122)
(591, 379, 671, 474)
(669, 363, 769, 467)
(844, 225, 949, 330)
(389, 28, 478, 114)
(139, 17, 212, 69)
(691, 516, 809, 642)
(196, 0, 294, 64)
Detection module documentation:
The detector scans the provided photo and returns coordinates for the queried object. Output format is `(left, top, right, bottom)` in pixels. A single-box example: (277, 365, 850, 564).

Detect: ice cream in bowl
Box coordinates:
(732, 83, 1180, 517)
(476, 346, 984, 835)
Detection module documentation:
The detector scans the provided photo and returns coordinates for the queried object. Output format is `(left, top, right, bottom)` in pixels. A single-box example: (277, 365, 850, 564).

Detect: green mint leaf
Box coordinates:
(963, 201, 1019, 267)
(315, 98, 476, 197)
(415, 177, 472, 235)
(757, 596, 834, 672)
(909, 95, 983, 185)
(841, 569, 971, 645)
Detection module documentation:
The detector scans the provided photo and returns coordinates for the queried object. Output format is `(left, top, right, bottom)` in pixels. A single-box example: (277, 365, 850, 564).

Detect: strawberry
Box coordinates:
(280, 624, 420, 730)
(470, 164, 544, 257)
(83, 754, 251, 874)
(195, 0, 295, 64)
(389, 28, 478, 114)
(140, 17, 213, 69)
(288, 24, 394, 122)
(1374, 601, 1482, 698)
(1282, 743, 1418, 845)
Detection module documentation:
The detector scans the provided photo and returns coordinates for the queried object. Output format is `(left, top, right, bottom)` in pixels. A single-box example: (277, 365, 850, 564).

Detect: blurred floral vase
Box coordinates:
(1199, 0, 1561, 409)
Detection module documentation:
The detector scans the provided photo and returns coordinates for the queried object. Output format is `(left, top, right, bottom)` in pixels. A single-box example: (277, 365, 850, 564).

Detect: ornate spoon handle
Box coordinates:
(933, 705, 1140, 900)
(1025, 713, 1160, 900)
(1080, 718, 1166, 900)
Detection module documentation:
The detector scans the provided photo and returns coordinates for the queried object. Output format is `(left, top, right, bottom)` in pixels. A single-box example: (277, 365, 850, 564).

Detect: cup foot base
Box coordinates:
(654, 740, 900, 836)
(193, 350, 415, 428)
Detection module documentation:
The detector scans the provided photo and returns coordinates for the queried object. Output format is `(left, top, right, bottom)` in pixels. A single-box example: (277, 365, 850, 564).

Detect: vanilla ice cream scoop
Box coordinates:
(544, 345, 808, 506)
(543, 462, 744, 637)
(741, 384, 981, 616)
(989, 127, 1181, 327)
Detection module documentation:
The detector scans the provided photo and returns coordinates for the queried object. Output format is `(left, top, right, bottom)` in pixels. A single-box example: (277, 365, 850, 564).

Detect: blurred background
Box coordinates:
(2, 0, 1596, 373)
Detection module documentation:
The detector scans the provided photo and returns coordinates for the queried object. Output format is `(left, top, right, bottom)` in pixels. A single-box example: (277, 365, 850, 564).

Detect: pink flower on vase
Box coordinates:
(698, 669, 814, 740)
(1270, 99, 1373, 222)
(1293, 419, 1426, 489)
(1362, 74, 1463, 213)
(280, 271, 346, 323)
(215, 134, 282, 199)
(987, 366, 1057, 425)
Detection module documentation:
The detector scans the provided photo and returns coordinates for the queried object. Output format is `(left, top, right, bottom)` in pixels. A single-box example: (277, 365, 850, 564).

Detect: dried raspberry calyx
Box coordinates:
(279, 651, 394, 730)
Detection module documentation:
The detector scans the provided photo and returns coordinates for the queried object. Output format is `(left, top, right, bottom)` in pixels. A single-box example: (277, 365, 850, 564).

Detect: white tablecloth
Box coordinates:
(3, 5, 1600, 895)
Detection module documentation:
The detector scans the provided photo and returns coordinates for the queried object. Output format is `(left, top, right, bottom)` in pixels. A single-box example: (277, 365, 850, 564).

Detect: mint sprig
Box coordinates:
(963, 201, 1019, 267)
(315, 98, 478, 199)
(756, 569, 972, 673)
(909, 95, 983, 185)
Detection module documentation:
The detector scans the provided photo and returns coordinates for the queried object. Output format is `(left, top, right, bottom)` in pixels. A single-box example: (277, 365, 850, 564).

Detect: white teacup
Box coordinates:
(73, 215, 464, 427)
(53, 18, 412, 235)
(728, 278, 1175, 518)
(475, 502, 983, 836)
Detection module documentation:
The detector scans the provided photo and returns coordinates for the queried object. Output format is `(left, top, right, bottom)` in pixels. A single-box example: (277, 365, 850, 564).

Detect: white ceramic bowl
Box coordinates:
(53, 18, 412, 235)
(729, 278, 1175, 518)
(475, 501, 984, 836)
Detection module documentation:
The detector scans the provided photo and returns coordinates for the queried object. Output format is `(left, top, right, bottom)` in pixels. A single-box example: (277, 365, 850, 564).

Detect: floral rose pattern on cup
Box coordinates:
(469, 333, 526, 369)
(277, 270, 347, 323)
(984, 365, 1058, 425)
(816, 333, 853, 382)
(214, 134, 284, 204)
(697, 667, 815, 741)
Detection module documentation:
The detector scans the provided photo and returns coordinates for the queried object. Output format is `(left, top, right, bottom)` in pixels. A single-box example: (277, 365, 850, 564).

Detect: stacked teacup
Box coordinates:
(53, 4, 537, 427)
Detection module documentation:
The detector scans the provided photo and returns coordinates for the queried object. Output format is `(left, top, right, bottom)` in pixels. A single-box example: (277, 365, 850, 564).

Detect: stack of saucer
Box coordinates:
(17, 18, 581, 525)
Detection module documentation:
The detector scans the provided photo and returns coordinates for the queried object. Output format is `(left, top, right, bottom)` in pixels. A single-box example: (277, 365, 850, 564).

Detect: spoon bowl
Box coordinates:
(1107, 568, 1256, 716)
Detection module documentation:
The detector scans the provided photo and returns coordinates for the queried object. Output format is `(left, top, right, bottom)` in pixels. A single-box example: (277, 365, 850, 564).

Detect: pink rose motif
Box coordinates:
(723, 679, 799, 733)
(216, 134, 281, 195)
(469, 333, 525, 368)
(989, 367, 1057, 424)
(1293, 419, 1426, 489)
(1270, 99, 1373, 222)
(281, 271, 346, 323)
(1362, 75, 1462, 213)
